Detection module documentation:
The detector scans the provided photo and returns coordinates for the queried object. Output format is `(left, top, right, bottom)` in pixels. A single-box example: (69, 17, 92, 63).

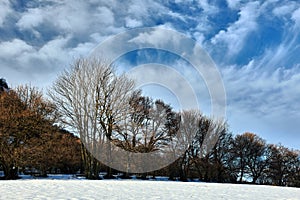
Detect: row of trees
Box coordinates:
(1, 58, 299, 187)
(0, 81, 81, 179)
(164, 129, 300, 187)
(48, 58, 300, 186)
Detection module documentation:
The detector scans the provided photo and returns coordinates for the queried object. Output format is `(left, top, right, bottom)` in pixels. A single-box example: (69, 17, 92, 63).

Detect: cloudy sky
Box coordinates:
(1, 0, 300, 149)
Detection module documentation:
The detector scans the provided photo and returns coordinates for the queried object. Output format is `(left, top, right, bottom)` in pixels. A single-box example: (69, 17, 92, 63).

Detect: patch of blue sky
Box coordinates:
(233, 26, 284, 66)
(114, 48, 211, 112)
(11, 0, 56, 11)
(17, 25, 64, 48)
(114, 49, 203, 81)
(206, 10, 239, 38)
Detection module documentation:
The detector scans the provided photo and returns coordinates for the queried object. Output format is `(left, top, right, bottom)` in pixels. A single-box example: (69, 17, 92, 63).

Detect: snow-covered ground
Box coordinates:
(0, 178, 299, 200)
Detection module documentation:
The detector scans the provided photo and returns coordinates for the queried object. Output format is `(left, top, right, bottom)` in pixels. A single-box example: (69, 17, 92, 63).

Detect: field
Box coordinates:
(0, 176, 299, 200)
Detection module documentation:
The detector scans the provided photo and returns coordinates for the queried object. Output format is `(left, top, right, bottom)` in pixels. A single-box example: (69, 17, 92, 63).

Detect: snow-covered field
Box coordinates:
(1, 178, 299, 200)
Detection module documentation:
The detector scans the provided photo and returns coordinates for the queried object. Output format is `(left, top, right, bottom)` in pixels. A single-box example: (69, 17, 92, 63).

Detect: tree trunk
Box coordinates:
(239, 168, 244, 183)
(179, 162, 188, 182)
(81, 145, 100, 179)
(104, 166, 114, 179)
(252, 176, 258, 184)
(3, 164, 19, 180)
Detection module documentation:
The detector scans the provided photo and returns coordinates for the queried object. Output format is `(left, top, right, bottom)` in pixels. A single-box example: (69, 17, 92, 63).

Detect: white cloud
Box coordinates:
(95, 6, 115, 25)
(47, 1, 94, 34)
(226, 65, 290, 110)
(16, 8, 44, 30)
(255, 28, 299, 71)
(125, 17, 143, 28)
(0, 35, 78, 89)
(222, 62, 300, 114)
(273, 3, 297, 17)
(127, 63, 200, 111)
(2, 0, 300, 149)
(292, 7, 300, 27)
(5, 0, 179, 91)
(194, 15, 214, 36)
(222, 62, 300, 148)
(128, 27, 181, 49)
(0, 0, 12, 27)
(167, 10, 188, 22)
(270, 1, 300, 32)
(197, 0, 218, 14)
(193, 32, 205, 46)
(127, 2, 149, 18)
(226, 0, 241, 9)
(70, 41, 97, 58)
(127, 0, 169, 22)
(16, 1, 116, 36)
(0, 39, 34, 58)
(37, 36, 71, 60)
(211, 1, 260, 56)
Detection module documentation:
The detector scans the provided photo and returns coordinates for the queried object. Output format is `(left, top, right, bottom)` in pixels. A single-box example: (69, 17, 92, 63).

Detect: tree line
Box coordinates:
(0, 82, 81, 179)
(0, 58, 299, 187)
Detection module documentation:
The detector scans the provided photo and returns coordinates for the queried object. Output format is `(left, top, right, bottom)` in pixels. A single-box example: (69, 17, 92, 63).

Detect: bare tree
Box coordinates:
(231, 132, 268, 183)
(191, 118, 227, 182)
(245, 134, 268, 184)
(175, 110, 203, 181)
(112, 91, 180, 177)
(267, 144, 299, 186)
(167, 110, 227, 181)
(202, 122, 233, 183)
(49, 58, 134, 179)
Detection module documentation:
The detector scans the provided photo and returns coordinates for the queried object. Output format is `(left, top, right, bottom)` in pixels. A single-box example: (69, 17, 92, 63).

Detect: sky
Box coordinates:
(0, 0, 300, 149)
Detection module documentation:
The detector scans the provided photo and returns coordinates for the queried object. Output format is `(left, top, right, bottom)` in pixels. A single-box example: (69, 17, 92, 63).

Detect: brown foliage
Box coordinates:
(0, 85, 81, 179)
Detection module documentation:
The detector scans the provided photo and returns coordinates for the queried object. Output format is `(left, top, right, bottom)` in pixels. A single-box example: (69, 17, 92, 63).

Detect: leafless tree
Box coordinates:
(49, 58, 134, 179)
(111, 91, 180, 176)
(231, 132, 268, 183)
(191, 117, 227, 182)
(267, 144, 299, 186)
(167, 110, 227, 181)
(174, 110, 203, 181)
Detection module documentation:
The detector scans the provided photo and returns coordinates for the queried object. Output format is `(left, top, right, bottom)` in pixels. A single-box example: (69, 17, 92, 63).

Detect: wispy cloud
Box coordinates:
(273, 2, 297, 17)
(211, 1, 260, 57)
(196, 0, 219, 14)
(226, 0, 242, 10)
(1, 0, 300, 148)
(292, 7, 300, 27)
(0, 0, 12, 27)
(222, 62, 300, 148)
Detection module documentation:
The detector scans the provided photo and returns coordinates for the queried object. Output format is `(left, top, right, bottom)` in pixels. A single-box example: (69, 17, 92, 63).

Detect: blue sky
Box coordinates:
(0, 0, 300, 149)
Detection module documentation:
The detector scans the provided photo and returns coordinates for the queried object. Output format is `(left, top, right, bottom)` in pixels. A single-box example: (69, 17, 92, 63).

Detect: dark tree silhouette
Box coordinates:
(0, 78, 9, 92)
(267, 144, 299, 186)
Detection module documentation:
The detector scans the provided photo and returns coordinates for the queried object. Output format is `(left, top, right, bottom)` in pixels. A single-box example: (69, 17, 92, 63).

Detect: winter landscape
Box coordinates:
(1, 176, 300, 200)
(1, 0, 300, 199)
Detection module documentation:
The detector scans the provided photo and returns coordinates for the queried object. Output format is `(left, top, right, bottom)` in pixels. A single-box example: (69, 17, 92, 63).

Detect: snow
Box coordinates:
(0, 178, 299, 200)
